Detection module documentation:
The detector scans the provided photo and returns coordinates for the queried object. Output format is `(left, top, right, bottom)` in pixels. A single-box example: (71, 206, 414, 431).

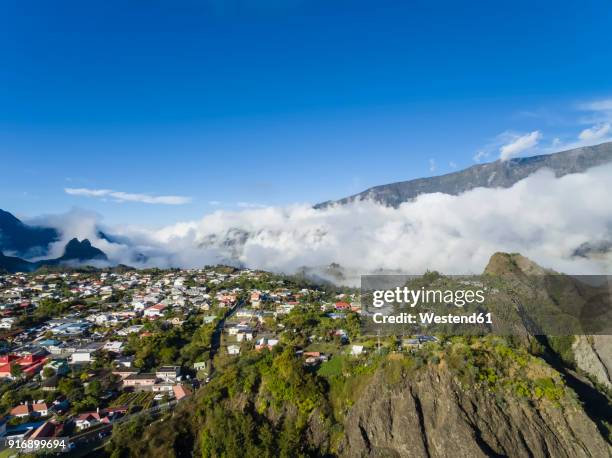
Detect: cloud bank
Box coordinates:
(37, 164, 612, 284)
(65, 188, 191, 205)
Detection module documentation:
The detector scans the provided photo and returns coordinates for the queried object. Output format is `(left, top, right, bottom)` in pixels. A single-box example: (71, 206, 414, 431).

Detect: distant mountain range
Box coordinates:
(0, 210, 108, 273)
(0, 237, 108, 273)
(315, 141, 612, 208)
(0, 209, 59, 257)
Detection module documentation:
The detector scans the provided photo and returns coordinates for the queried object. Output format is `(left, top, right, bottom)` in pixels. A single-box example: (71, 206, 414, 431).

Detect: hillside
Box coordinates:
(102, 253, 612, 458)
(0, 250, 34, 273)
(104, 337, 611, 457)
(316, 141, 612, 208)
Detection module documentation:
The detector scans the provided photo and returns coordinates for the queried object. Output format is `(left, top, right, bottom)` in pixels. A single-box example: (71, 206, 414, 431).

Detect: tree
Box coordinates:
(85, 380, 103, 398)
(10, 364, 23, 379)
(0, 390, 16, 412)
(42, 367, 56, 379)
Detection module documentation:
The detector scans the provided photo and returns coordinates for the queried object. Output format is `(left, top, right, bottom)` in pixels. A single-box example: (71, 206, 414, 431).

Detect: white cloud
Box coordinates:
(578, 123, 611, 142)
(40, 164, 612, 284)
(499, 131, 541, 161)
(65, 188, 191, 205)
(543, 123, 612, 154)
(449, 161, 458, 169)
(208, 201, 221, 206)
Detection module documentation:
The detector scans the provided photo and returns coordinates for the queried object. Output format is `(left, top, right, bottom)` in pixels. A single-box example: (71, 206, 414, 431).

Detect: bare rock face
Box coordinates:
(573, 336, 612, 389)
(483, 252, 550, 277)
(341, 367, 610, 458)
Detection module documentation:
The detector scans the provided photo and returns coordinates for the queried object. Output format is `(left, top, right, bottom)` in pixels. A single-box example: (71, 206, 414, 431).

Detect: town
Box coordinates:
(0, 266, 374, 454)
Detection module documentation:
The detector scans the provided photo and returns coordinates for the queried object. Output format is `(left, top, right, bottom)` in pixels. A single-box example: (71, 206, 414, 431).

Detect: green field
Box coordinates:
(110, 391, 156, 409)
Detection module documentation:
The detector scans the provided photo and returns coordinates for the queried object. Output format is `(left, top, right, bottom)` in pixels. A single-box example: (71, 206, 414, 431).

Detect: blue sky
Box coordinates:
(1, 0, 612, 226)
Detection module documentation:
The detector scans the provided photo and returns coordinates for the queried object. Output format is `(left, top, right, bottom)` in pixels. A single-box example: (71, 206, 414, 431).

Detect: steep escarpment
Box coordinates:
(573, 335, 612, 389)
(105, 336, 611, 458)
(342, 363, 609, 458)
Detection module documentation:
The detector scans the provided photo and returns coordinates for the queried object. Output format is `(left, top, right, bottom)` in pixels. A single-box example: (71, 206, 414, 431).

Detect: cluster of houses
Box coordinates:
(0, 268, 258, 444)
(0, 266, 367, 447)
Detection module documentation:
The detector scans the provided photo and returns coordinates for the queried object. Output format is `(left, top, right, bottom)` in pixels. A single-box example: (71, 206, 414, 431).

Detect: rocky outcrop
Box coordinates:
(0, 238, 108, 273)
(341, 367, 610, 458)
(573, 335, 612, 389)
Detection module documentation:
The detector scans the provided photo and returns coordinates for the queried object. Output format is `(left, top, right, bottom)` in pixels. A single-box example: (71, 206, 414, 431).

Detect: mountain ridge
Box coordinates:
(0, 238, 108, 273)
(315, 141, 612, 208)
(0, 209, 59, 256)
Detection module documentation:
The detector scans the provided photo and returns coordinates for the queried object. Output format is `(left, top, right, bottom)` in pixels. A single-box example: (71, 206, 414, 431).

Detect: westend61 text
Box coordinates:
(372, 311, 493, 325)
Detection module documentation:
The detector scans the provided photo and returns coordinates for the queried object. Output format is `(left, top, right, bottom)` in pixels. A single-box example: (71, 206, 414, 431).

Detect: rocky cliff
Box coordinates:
(341, 363, 610, 458)
(573, 335, 612, 389)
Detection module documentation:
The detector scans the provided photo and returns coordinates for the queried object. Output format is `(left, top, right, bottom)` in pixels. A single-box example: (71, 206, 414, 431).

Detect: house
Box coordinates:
(132, 301, 147, 312)
(37, 339, 62, 353)
(50, 321, 90, 336)
(75, 411, 110, 431)
(32, 402, 49, 417)
(156, 366, 180, 382)
(0, 353, 48, 379)
(151, 382, 175, 392)
(169, 317, 185, 327)
(255, 337, 279, 351)
(43, 359, 69, 377)
(227, 345, 240, 355)
(117, 325, 144, 336)
(402, 335, 438, 347)
(103, 341, 124, 354)
(0, 317, 16, 329)
(10, 402, 49, 418)
(101, 406, 128, 417)
(122, 373, 158, 390)
(71, 351, 94, 364)
(250, 291, 261, 307)
(10, 404, 31, 418)
(193, 360, 209, 376)
(112, 367, 139, 380)
(115, 355, 135, 368)
(236, 329, 255, 342)
(202, 315, 216, 324)
(335, 302, 351, 310)
(70, 342, 104, 364)
(144, 303, 167, 318)
(236, 309, 257, 319)
(173, 384, 192, 401)
(304, 351, 321, 358)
